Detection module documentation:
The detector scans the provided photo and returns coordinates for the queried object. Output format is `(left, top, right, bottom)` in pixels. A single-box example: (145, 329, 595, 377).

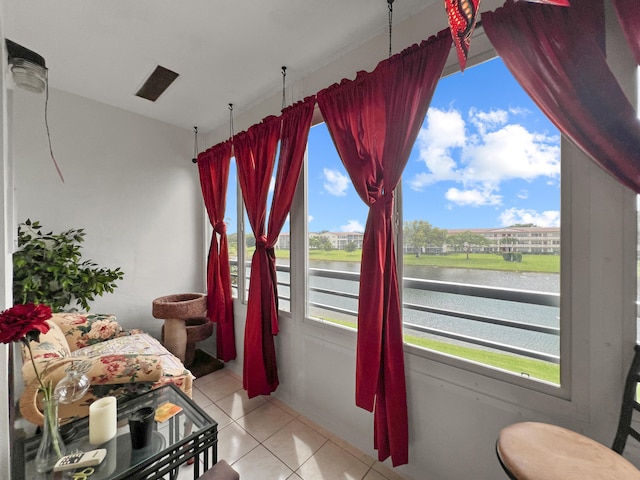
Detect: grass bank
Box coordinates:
(273, 248, 559, 274)
(323, 317, 559, 384)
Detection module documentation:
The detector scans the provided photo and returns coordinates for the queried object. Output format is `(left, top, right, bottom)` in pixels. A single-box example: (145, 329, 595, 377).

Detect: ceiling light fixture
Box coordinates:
(5, 39, 47, 93)
(5, 39, 65, 182)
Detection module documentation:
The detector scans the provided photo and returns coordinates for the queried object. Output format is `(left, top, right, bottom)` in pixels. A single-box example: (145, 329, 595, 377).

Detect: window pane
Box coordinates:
(226, 159, 238, 298)
(306, 122, 367, 328)
(273, 173, 291, 313)
(402, 57, 561, 384)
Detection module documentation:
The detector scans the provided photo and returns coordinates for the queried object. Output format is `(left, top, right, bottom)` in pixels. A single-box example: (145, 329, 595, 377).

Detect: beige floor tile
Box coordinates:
(232, 445, 294, 480)
(194, 368, 229, 386)
(226, 369, 242, 382)
(191, 387, 213, 408)
(363, 468, 388, 480)
(200, 381, 408, 480)
(236, 401, 295, 443)
(202, 402, 233, 429)
(330, 436, 376, 467)
(216, 389, 268, 420)
(296, 440, 370, 480)
(297, 415, 334, 439)
(217, 422, 260, 464)
(199, 374, 243, 402)
(263, 419, 329, 470)
(270, 397, 301, 418)
(371, 462, 407, 480)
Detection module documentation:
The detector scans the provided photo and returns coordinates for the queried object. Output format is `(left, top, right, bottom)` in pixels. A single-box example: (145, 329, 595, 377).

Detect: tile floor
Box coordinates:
(178, 368, 408, 480)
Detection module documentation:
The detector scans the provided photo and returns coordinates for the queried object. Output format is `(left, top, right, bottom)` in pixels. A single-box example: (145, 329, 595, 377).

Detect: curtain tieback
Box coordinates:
(371, 191, 395, 218)
(255, 235, 268, 248)
(214, 222, 226, 234)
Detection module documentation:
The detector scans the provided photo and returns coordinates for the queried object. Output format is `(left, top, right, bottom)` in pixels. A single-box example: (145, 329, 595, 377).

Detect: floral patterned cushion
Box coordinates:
(72, 333, 190, 379)
(21, 320, 69, 364)
(50, 312, 123, 351)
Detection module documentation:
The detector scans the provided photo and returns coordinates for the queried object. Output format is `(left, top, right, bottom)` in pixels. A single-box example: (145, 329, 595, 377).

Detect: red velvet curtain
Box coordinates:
(235, 98, 314, 397)
(316, 30, 452, 466)
(235, 115, 281, 397)
(266, 97, 315, 251)
(612, 0, 640, 64)
(482, 0, 640, 193)
(197, 140, 237, 361)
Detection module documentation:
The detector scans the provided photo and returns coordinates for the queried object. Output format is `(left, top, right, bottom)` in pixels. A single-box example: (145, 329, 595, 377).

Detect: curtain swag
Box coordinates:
(197, 139, 237, 362)
(483, 0, 640, 194)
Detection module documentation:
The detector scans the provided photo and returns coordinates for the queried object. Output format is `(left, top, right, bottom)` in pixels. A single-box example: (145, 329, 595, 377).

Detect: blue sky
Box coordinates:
(308, 57, 560, 233)
(227, 57, 561, 234)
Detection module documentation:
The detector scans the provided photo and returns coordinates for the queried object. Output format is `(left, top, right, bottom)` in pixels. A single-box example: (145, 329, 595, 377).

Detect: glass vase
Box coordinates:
(34, 398, 66, 473)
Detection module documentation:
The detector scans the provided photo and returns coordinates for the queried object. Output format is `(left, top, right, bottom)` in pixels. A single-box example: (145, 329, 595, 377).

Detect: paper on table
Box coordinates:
(154, 402, 183, 422)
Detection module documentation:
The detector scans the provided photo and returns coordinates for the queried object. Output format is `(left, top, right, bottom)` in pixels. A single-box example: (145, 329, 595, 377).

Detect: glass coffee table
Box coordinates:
(21, 384, 218, 480)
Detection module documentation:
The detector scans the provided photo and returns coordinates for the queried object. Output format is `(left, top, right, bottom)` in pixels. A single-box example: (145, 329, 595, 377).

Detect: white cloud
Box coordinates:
(410, 107, 560, 208)
(308, 215, 314, 224)
(461, 125, 560, 186)
(509, 106, 531, 117)
(269, 175, 276, 193)
(445, 188, 502, 207)
(323, 168, 350, 196)
(410, 108, 466, 190)
(499, 208, 560, 227)
(469, 107, 508, 136)
(340, 220, 365, 233)
(517, 190, 529, 200)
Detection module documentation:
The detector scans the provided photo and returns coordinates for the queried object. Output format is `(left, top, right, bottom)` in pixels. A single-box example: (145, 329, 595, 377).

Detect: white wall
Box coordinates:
(12, 87, 205, 338)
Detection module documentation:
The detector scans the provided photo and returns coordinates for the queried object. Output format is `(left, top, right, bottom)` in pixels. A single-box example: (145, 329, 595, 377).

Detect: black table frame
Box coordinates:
(19, 384, 218, 480)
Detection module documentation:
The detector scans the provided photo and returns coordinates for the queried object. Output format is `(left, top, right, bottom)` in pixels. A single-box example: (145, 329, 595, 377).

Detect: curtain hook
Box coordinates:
(281, 66, 287, 110)
(192, 126, 198, 164)
(388, 0, 394, 58)
(229, 104, 235, 141)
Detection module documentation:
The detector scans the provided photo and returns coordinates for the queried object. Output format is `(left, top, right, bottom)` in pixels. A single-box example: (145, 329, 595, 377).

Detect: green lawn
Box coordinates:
(319, 317, 559, 384)
(403, 252, 559, 273)
(275, 249, 559, 274)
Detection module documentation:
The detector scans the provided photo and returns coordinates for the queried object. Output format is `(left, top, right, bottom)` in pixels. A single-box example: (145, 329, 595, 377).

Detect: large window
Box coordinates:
(304, 56, 562, 385)
(401, 57, 560, 384)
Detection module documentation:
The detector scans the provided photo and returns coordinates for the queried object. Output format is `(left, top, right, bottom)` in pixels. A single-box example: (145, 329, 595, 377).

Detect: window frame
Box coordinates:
(298, 42, 572, 401)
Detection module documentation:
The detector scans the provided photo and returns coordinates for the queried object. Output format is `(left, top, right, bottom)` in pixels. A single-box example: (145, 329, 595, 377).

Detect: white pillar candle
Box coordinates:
(89, 396, 117, 445)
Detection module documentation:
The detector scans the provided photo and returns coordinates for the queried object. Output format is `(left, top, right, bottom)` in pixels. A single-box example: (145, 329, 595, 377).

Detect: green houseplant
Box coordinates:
(13, 219, 124, 312)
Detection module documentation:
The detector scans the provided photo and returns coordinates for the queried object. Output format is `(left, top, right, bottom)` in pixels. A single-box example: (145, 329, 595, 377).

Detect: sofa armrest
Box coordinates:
(19, 353, 163, 425)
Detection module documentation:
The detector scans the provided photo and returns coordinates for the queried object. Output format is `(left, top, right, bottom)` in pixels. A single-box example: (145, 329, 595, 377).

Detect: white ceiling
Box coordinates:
(1, 0, 437, 133)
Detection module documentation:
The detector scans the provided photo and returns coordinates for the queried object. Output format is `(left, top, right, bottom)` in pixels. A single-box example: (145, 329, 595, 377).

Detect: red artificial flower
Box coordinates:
(0, 303, 52, 344)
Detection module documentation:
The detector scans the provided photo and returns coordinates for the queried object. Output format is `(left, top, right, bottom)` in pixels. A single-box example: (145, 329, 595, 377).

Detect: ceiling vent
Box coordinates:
(135, 65, 179, 102)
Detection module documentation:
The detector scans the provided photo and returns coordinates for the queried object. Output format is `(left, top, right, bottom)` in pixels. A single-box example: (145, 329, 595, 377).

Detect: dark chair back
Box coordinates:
(612, 344, 640, 454)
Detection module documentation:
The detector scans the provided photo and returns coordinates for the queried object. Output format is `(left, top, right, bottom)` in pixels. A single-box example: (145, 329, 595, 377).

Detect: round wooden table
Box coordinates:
(497, 422, 640, 479)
